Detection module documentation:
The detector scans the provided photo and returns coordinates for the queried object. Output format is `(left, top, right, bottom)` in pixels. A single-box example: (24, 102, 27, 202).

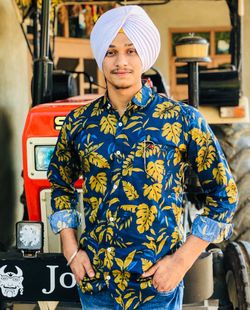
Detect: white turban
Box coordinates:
(90, 5, 161, 73)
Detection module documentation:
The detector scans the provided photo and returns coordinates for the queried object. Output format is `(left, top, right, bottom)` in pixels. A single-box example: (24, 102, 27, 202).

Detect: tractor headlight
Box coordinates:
(35, 146, 54, 171)
(16, 221, 44, 253)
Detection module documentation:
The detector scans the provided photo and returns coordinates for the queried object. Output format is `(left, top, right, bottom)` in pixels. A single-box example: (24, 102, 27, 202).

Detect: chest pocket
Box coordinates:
(132, 140, 168, 183)
(133, 139, 187, 184)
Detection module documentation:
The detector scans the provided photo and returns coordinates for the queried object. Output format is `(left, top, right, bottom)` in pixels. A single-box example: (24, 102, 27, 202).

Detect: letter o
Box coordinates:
(59, 272, 76, 289)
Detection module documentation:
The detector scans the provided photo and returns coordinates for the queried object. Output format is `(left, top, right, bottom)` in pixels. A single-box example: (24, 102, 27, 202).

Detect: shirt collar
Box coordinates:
(102, 82, 154, 111)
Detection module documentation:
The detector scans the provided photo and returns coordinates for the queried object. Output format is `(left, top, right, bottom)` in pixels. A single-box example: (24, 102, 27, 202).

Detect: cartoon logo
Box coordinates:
(0, 265, 24, 298)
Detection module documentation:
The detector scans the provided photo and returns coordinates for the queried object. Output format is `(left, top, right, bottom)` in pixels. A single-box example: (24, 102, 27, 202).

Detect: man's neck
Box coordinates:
(107, 82, 142, 117)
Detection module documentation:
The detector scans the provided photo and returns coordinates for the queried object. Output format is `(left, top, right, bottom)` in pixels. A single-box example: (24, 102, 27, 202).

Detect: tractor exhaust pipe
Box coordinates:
(32, 0, 53, 106)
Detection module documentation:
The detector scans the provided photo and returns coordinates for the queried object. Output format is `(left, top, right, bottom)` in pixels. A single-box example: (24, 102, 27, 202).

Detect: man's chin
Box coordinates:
(112, 82, 133, 90)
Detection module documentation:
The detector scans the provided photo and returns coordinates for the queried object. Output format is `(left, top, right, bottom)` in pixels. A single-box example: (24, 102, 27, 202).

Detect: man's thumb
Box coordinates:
(141, 264, 158, 278)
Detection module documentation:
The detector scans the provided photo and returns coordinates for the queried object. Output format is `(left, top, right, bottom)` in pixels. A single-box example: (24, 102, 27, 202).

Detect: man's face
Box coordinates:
(102, 32, 143, 90)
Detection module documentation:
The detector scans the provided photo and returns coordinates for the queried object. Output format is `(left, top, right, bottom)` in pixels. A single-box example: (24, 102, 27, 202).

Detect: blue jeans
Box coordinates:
(77, 282, 184, 310)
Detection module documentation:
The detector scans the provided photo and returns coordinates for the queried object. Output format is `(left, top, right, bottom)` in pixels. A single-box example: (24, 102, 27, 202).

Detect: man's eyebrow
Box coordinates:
(108, 43, 134, 48)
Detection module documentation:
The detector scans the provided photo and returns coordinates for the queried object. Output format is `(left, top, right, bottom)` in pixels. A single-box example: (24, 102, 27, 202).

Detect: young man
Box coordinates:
(48, 5, 238, 310)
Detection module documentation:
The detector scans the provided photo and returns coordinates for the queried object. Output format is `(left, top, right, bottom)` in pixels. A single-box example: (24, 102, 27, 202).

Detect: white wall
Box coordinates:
(0, 0, 29, 247)
(144, 0, 230, 85)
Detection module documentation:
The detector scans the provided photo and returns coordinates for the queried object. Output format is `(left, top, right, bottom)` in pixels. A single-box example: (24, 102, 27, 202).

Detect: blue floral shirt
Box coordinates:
(48, 83, 238, 309)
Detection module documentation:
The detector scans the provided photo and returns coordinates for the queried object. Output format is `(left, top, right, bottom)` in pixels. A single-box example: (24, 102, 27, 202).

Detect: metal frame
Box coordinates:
(26, 137, 57, 179)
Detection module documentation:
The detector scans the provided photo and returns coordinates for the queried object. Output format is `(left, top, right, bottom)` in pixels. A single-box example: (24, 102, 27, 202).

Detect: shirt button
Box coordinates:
(109, 217, 114, 222)
(106, 275, 111, 280)
(107, 104, 111, 109)
(113, 184, 118, 190)
(118, 122, 123, 127)
(107, 247, 112, 252)
(116, 150, 121, 156)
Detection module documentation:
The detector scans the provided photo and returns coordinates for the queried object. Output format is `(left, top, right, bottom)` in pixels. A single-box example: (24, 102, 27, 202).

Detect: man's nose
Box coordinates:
(115, 52, 128, 67)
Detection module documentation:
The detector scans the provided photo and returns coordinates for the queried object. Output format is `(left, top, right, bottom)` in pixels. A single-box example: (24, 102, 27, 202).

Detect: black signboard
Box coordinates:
(0, 252, 79, 302)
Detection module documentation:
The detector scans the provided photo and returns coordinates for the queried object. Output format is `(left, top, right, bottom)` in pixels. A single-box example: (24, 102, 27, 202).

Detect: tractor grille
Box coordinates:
(40, 189, 85, 253)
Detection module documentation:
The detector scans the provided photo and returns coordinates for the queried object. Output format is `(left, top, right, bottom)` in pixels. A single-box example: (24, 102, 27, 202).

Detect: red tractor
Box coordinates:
(0, 1, 250, 309)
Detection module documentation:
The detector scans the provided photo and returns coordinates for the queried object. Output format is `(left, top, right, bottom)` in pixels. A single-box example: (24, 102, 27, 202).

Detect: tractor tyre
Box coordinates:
(223, 241, 250, 310)
(211, 124, 250, 243)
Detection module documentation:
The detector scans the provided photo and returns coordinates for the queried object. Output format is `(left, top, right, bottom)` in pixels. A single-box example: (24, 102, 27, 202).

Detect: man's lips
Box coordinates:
(112, 70, 132, 75)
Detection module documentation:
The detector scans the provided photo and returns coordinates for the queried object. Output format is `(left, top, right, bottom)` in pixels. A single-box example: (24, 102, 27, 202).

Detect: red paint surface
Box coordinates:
(22, 96, 97, 220)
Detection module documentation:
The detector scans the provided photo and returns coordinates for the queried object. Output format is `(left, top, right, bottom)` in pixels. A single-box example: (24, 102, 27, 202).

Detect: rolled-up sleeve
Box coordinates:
(184, 106, 238, 243)
(47, 113, 81, 234)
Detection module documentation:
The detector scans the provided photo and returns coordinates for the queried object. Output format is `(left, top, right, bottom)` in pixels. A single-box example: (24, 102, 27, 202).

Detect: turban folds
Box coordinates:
(90, 5, 161, 73)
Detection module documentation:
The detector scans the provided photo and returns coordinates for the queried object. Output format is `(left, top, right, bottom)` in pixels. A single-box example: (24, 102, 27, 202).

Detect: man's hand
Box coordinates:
(141, 235, 210, 292)
(60, 228, 95, 284)
(69, 249, 95, 284)
(141, 254, 187, 292)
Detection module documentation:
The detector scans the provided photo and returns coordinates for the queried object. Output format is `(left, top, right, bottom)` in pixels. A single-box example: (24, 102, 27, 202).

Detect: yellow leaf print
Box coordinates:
(143, 239, 156, 251)
(226, 179, 237, 204)
(78, 281, 93, 293)
(121, 205, 137, 213)
(88, 152, 110, 168)
(162, 122, 182, 145)
(113, 269, 130, 290)
(125, 296, 137, 310)
(73, 104, 90, 118)
(134, 90, 142, 103)
(60, 126, 67, 145)
(115, 295, 124, 308)
(106, 226, 114, 242)
(196, 145, 216, 172)
(206, 196, 218, 207)
(122, 153, 135, 176)
(54, 195, 71, 209)
(190, 128, 208, 146)
(115, 258, 124, 269)
(88, 197, 101, 223)
(103, 247, 115, 269)
(143, 184, 162, 202)
(141, 258, 153, 272)
(140, 280, 152, 290)
(87, 141, 104, 154)
(100, 114, 117, 135)
(171, 203, 182, 224)
(122, 181, 139, 200)
(212, 163, 227, 185)
(170, 227, 180, 249)
(124, 121, 141, 130)
(82, 157, 90, 172)
(86, 124, 98, 130)
(91, 102, 102, 117)
(124, 250, 137, 269)
(108, 198, 119, 207)
(153, 101, 180, 119)
(157, 235, 169, 255)
(59, 166, 72, 184)
(179, 144, 187, 152)
(173, 148, 182, 166)
(116, 134, 129, 141)
(136, 204, 158, 233)
(89, 172, 107, 194)
(146, 160, 165, 182)
(135, 141, 161, 158)
(143, 295, 155, 303)
(56, 143, 71, 162)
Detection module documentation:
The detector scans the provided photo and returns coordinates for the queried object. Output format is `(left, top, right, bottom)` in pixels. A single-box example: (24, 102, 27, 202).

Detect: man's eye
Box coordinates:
(128, 49, 137, 55)
(106, 50, 115, 57)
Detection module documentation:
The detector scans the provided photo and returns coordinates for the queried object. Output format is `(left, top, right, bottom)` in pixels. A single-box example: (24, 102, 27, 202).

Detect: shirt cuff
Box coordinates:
(49, 209, 82, 234)
(191, 215, 233, 243)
